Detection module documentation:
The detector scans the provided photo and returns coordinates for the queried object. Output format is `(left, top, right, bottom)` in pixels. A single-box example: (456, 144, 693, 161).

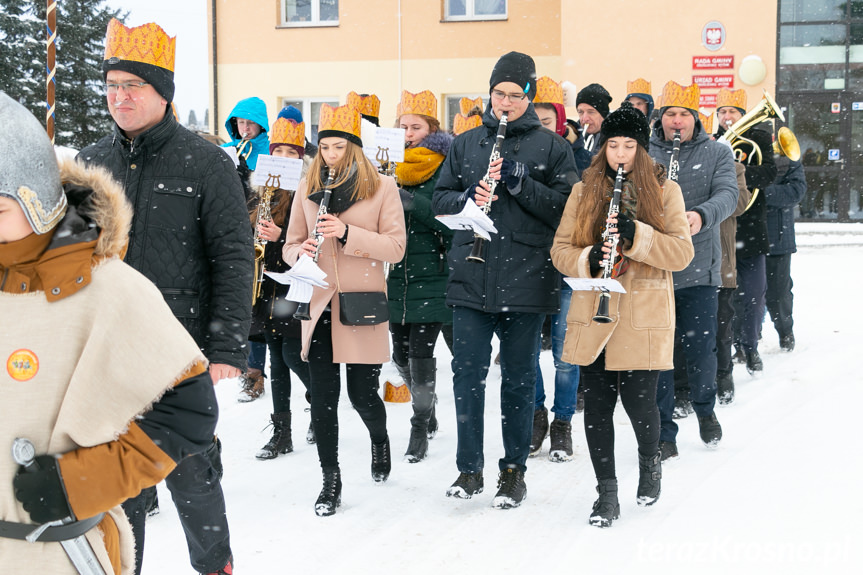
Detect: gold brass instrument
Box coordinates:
(252, 174, 280, 305)
(236, 129, 253, 163)
(773, 126, 801, 161)
(718, 90, 785, 210)
(593, 164, 626, 324)
(376, 147, 397, 181)
(467, 112, 508, 263)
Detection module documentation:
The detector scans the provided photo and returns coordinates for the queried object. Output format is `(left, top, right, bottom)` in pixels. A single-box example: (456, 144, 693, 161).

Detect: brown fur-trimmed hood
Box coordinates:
(57, 158, 133, 260)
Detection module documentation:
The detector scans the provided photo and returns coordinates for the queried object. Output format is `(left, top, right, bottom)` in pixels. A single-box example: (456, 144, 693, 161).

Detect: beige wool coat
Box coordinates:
(551, 175, 694, 371)
(284, 173, 406, 363)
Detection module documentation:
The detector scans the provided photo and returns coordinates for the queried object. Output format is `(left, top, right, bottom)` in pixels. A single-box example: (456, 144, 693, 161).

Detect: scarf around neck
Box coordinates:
(396, 146, 445, 187)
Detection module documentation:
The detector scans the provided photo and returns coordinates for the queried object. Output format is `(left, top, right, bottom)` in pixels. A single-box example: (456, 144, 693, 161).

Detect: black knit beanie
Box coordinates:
(601, 101, 650, 150)
(576, 83, 612, 118)
(103, 58, 175, 103)
(489, 51, 537, 101)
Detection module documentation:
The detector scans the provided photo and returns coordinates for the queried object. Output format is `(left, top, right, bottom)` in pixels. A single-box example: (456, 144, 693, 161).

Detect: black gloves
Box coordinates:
(13, 455, 74, 524)
(616, 213, 636, 241)
(398, 187, 415, 212)
(588, 242, 607, 276)
(500, 159, 527, 193)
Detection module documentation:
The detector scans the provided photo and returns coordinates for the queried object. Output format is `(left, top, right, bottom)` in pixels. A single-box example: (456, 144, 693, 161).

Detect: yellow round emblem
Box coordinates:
(7, 349, 39, 381)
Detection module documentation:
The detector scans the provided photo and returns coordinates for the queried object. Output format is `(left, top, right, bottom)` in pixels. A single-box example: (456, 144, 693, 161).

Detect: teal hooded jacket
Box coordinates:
(222, 97, 270, 170)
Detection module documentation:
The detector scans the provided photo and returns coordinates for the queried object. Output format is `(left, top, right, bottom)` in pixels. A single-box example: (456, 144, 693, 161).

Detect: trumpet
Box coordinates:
(593, 164, 626, 324)
(294, 168, 334, 321)
(466, 112, 508, 263)
(236, 131, 253, 163)
(252, 174, 279, 305)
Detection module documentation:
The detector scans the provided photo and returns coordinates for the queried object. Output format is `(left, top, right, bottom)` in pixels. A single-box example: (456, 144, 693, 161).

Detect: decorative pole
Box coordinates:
(46, 0, 57, 144)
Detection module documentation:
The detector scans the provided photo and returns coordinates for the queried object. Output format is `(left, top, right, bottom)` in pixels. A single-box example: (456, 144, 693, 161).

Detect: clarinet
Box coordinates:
(293, 169, 334, 321)
(667, 129, 681, 182)
(466, 112, 508, 263)
(593, 164, 626, 324)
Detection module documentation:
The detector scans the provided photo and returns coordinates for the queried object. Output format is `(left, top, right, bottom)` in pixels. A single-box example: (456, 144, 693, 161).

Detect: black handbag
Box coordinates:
(332, 249, 389, 326)
(338, 291, 389, 325)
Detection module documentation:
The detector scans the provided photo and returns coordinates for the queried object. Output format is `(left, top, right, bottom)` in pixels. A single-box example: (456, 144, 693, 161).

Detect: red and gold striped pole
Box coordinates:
(46, 0, 57, 144)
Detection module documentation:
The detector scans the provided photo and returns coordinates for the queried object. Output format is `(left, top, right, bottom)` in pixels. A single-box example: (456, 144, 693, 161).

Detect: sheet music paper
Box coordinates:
(435, 199, 498, 241)
(252, 155, 303, 190)
(265, 255, 329, 303)
(564, 277, 626, 294)
(362, 122, 406, 167)
(221, 146, 239, 167)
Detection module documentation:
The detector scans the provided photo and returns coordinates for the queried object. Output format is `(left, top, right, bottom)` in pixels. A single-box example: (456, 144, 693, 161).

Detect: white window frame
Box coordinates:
(280, 0, 339, 28)
(280, 97, 340, 144)
(443, 0, 507, 22)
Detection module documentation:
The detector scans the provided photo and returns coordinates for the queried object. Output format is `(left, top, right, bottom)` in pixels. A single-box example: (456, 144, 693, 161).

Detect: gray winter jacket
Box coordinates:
(648, 121, 738, 290)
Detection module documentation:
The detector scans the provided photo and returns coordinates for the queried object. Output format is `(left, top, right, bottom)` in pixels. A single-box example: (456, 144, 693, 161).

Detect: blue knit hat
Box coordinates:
(277, 105, 303, 124)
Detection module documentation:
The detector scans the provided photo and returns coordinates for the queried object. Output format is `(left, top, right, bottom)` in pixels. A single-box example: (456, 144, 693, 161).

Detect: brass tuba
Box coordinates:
(717, 90, 785, 210)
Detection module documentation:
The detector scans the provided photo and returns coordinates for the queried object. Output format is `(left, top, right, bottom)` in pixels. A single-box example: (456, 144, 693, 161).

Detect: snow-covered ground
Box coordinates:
(145, 223, 863, 574)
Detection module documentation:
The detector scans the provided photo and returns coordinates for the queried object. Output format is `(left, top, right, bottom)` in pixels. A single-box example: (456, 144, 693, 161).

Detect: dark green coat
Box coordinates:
(387, 165, 453, 324)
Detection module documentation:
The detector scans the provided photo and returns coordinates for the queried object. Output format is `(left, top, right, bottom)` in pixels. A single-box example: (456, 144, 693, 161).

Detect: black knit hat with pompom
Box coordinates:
(601, 101, 650, 150)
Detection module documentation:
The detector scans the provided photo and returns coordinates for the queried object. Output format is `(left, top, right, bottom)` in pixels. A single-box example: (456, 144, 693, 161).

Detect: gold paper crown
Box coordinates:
(659, 81, 700, 111)
(716, 88, 747, 111)
(453, 113, 482, 135)
(103, 19, 176, 71)
(459, 97, 484, 116)
(396, 90, 437, 119)
(319, 104, 362, 140)
(626, 78, 652, 96)
(270, 118, 305, 149)
(699, 112, 714, 134)
(534, 76, 564, 105)
(346, 92, 380, 119)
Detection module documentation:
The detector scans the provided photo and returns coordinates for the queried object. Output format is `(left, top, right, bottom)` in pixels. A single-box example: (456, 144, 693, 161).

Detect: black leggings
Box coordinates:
(581, 351, 660, 480)
(390, 321, 443, 364)
(264, 332, 311, 414)
(307, 312, 387, 469)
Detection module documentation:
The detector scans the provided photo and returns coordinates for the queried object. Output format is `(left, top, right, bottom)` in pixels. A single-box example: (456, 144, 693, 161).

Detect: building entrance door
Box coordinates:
(779, 92, 861, 221)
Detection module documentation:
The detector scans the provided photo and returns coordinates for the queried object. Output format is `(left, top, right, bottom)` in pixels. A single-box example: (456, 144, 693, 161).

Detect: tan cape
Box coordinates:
(0, 160, 206, 575)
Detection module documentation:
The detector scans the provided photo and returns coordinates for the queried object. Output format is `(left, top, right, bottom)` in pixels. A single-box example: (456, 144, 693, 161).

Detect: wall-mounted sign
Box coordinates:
(828, 149, 840, 161)
(852, 102, 863, 111)
(693, 75, 734, 89)
(702, 21, 726, 52)
(693, 55, 734, 70)
(831, 102, 841, 113)
(700, 94, 718, 108)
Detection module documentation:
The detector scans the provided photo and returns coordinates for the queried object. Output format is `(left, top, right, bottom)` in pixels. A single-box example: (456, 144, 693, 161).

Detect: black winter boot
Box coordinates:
(589, 478, 620, 528)
(716, 371, 735, 405)
(427, 404, 438, 439)
(446, 472, 484, 499)
(371, 436, 391, 483)
(636, 451, 662, 506)
(315, 466, 342, 517)
(393, 357, 411, 388)
(405, 358, 436, 463)
(548, 418, 573, 462)
(255, 412, 292, 460)
(529, 407, 549, 456)
(491, 467, 527, 509)
(698, 411, 723, 448)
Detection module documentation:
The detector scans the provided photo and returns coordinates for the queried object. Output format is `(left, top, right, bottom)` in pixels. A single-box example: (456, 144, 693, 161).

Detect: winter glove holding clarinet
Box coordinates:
(500, 159, 527, 195)
(13, 455, 74, 523)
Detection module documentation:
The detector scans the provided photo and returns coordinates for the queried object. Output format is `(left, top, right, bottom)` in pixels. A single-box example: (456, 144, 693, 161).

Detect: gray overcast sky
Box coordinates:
(102, 0, 208, 123)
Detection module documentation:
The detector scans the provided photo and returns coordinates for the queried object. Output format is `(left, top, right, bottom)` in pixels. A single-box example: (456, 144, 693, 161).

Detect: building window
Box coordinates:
(281, 98, 340, 144)
(444, 0, 506, 21)
(281, 0, 339, 27)
(445, 94, 488, 130)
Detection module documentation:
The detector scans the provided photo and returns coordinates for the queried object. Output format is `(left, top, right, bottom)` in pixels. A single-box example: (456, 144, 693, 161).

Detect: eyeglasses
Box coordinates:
(491, 89, 527, 102)
(105, 81, 150, 94)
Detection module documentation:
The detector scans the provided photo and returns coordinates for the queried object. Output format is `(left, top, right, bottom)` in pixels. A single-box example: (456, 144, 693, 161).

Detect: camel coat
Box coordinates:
(284, 173, 406, 363)
(551, 175, 694, 371)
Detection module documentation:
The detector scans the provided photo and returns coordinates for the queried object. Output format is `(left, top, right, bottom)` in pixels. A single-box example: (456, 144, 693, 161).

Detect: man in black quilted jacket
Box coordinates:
(77, 19, 252, 575)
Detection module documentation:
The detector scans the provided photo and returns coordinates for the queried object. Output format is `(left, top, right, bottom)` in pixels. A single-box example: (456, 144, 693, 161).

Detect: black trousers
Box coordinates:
(264, 331, 311, 414)
(766, 253, 794, 338)
(716, 286, 736, 377)
(122, 438, 230, 575)
(390, 321, 442, 363)
(582, 351, 660, 481)
(307, 312, 387, 469)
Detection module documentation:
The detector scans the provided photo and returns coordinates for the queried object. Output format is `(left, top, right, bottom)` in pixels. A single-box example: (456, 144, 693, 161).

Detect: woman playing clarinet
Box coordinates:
(550, 102, 693, 528)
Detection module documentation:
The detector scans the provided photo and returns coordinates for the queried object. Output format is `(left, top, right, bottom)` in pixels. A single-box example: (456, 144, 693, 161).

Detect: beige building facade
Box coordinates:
(208, 0, 863, 221)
